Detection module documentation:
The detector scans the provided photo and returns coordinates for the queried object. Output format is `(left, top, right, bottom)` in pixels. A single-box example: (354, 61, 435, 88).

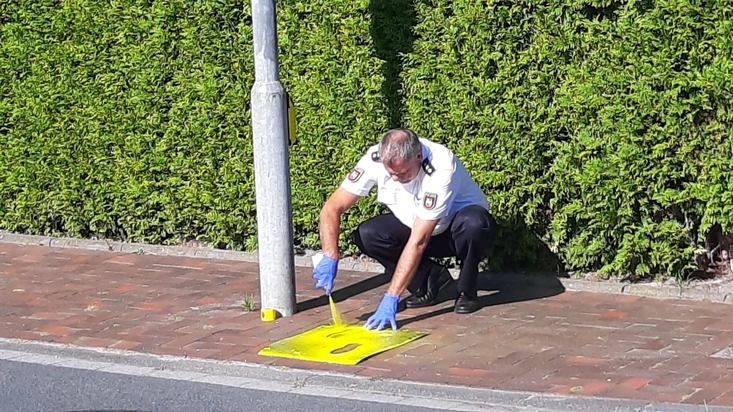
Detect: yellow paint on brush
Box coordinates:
(258, 323, 426, 365)
(328, 295, 342, 326)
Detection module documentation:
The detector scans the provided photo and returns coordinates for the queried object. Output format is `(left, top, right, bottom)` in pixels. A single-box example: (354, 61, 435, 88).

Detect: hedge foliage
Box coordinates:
(1, 0, 731, 279)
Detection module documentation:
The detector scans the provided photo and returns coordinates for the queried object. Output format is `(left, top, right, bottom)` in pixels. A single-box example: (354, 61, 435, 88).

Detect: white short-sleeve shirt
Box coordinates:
(340, 138, 489, 235)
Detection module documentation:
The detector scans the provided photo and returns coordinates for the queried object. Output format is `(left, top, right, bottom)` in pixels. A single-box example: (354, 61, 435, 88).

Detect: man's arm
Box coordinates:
(364, 216, 438, 331)
(319, 187, 361, 259)
(385, 217, 438, 296)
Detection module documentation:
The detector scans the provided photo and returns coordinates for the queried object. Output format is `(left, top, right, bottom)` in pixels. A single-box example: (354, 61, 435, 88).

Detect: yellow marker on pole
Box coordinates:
(285, 91, 297, 146)
(261, 308, 278, 322)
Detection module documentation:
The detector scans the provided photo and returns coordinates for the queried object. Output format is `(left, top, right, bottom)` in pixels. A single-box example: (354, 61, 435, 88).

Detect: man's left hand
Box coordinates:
(364, 293, 399, 331)
(312, 253, 338, 295)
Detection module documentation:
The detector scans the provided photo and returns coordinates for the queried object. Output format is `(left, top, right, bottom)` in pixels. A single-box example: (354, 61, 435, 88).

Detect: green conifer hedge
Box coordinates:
(1, 0, 731, 279)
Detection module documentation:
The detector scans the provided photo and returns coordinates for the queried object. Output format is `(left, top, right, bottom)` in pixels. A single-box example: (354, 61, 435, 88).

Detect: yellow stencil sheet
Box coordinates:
(258, 324, 427, 366)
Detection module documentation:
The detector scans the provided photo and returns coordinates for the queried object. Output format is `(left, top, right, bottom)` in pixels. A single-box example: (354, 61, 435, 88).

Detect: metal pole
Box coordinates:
(250, 0, 296, 317)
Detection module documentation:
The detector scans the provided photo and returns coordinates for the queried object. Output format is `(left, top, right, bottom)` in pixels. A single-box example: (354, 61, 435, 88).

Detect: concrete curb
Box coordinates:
(1, 231, 731, 304)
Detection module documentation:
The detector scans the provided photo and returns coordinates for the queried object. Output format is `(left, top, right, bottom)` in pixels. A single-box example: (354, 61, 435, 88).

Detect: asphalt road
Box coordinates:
(0, 359, 444, 412)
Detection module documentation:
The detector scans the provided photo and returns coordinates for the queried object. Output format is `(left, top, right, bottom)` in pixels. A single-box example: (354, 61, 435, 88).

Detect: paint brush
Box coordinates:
(312, 252, 343, 326)
(328, 295, 342, 326)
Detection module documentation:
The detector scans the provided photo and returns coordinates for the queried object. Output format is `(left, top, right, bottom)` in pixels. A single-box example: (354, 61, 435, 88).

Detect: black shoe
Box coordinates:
(454, 293, 479, 314)
(405, 266, 453, 308)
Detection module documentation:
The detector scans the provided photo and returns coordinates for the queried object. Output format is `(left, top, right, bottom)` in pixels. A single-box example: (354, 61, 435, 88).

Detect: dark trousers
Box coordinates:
(352, 205, 496, 296)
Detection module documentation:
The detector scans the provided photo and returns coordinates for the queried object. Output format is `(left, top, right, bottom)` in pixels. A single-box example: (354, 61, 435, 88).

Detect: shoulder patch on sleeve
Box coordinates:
(423, 192, 438, 210)
(421, 158, 435, 175)
(371, 151, 381, 162)
(347, 167, 364, 182)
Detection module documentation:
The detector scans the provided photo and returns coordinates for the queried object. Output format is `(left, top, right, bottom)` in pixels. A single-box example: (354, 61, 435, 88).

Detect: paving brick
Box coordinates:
(446, 366, 493, 378)
(36, 325, 79, 336)
(399, 342, 440, 357)
(229, 352, 278, 366)
(556, 364, 615, 381)
(682, 384, 732, 405)
(398, 368, 445, 384)
(277, 358, 365, 375)
(574, 380, 615, 396)
(500, 374, 555, 392)
(157, 331, 218, 351)
(488, 351, 531, 367)
(705, 319, 733, 332)
(212, 344, 250, 360)
(601, 385, 658, 402)
(636, 384, 699, 403)
(75, 336, 120, 348)
(619, 376, 651, 390)
(566, 355, 605, 365)
(638, 338, 671, 351)
(599, 309, 627, 320)
(109, 340, 143, 350)
(712, 390, 733, 406)
(11, 330, 59, 342)
(648, 372, 694, 387)
(549, 384, 576, 395)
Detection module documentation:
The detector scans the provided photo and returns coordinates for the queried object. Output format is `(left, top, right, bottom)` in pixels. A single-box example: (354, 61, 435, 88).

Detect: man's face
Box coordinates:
(384, 154, 422, 184)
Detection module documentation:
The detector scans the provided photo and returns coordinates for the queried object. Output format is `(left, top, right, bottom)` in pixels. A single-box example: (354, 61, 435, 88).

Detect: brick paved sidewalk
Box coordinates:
(2, 243, 733, 407)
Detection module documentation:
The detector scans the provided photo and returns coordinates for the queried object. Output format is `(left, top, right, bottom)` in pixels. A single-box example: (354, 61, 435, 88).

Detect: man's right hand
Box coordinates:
(312, 253, 338, 295)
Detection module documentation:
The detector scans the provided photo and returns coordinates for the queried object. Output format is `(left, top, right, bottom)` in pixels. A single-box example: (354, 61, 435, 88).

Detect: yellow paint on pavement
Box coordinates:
(258, 324, 426, 365)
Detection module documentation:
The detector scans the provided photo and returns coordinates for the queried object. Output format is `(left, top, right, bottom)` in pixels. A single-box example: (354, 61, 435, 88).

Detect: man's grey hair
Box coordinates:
(378, 128, 421, 165)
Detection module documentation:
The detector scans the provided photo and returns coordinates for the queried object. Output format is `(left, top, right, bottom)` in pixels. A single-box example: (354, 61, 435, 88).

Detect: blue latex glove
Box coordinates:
(364, 293, 399, 331)
(312, 253, 338, 295)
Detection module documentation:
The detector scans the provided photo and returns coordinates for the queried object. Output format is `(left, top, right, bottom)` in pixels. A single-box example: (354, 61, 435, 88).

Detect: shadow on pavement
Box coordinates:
(397, 271, 566, 328)
(297, 269, 566, 329)
(296, 272, 391, 312)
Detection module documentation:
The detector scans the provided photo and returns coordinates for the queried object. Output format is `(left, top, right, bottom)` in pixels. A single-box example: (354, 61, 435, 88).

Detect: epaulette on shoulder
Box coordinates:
(421, 158, 435, 175)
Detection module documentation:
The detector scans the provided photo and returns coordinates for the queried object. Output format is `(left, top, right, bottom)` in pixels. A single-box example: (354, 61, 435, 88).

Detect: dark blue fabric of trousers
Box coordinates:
(351, 205, 496, 296)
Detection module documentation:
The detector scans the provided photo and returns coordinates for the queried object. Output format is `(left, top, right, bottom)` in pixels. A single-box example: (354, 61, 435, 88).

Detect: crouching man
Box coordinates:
(313, 128, 496, 331)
